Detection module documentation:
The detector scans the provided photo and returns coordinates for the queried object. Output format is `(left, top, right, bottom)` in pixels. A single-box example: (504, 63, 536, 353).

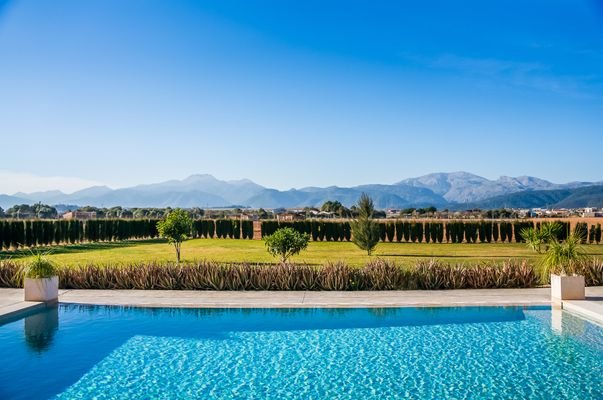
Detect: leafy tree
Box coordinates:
(31, 203, 58, 219)
(351, 194, 381, 255)
(157, 209, 192, 263)
(264, 227, 310, 263)
(320, 200, 351, 218)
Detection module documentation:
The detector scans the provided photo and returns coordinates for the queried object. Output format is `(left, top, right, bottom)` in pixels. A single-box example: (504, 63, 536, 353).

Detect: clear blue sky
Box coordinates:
(1, 0, 602, 193)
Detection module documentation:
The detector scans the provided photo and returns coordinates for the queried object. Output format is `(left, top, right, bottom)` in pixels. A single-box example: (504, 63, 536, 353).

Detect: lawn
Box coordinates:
(2, 238, 603, 267)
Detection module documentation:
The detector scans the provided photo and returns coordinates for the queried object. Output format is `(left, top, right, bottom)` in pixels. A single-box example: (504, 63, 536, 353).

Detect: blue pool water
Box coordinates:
(0, 305, 602, 399)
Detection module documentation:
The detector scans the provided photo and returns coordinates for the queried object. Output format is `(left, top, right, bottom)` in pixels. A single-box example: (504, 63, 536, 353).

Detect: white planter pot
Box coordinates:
(24, 276, 59, 302)
(550, 274, 585, 301)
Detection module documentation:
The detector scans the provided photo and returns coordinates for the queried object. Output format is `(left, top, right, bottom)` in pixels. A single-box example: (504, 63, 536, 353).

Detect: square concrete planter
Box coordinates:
(24, 276, 59, 302)
(550, 274, 585, 301)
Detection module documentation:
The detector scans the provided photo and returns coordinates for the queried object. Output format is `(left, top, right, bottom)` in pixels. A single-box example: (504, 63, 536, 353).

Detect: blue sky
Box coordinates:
(1, 0, 602, 193)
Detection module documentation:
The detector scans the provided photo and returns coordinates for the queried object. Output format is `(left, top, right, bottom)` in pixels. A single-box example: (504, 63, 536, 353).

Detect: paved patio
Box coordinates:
(0, 288, 47, 323)
(1, 287, 602, 324)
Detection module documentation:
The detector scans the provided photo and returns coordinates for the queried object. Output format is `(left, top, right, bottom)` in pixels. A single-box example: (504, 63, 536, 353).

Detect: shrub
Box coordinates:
(1, 259, 554, 290)
(264, 227, 310, 263)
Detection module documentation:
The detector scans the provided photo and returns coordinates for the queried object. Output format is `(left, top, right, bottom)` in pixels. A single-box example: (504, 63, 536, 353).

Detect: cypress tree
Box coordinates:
(207, 220, 215, 238)
(0, 221, 5, 250)
(478, 222, 486, 243)
(436, 222, 444, 243)
(424, 222, 431, 244)
(410, 222, 418, 242)
(395, 221, 403, 242)
(385, 222, 395, 242)
(430, 222, 439, 243)
(310, 220, 319, 241)
(350, 193, 381, 255)
(589, 225, 596, 244)
(492, 222, 499, 243)
(378, 223, 386, 242)
(343, 222, 351, 241)
(318, 221, 326, 241)
(232, 220, 241, 239)
(416, 222, 424, 243)
(403, 222, 410, 242)
(575, 222, 588, 244)
(500, 222, 507, 243)
(506, 222, 514, 243)
(595, 223, 602, 244)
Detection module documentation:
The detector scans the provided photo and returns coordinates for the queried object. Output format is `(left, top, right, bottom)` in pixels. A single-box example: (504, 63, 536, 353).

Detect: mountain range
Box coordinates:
(1, 172, 602, 210)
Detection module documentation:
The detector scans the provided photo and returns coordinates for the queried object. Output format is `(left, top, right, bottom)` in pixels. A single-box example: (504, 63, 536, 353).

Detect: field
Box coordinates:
(2, 238, 603, 267)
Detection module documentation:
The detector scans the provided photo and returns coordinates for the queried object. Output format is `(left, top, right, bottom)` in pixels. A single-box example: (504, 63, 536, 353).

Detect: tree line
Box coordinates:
(261, 219, 601, 244)
(1, 217, 600, 250)
(0, 218, 257, 250)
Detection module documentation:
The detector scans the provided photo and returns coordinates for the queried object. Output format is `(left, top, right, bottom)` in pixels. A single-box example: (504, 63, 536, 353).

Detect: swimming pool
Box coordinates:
(1, 304, 601, 399)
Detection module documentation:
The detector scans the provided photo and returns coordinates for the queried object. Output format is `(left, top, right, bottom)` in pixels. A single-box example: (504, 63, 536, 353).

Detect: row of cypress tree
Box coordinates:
(260, 219, 601, 244)
(0, 219, 160, 250)
(2, 218, 600, 250)
(0, 218, 258, 250)
(190, 219, 255, 240)
(261, 220, 353, 242)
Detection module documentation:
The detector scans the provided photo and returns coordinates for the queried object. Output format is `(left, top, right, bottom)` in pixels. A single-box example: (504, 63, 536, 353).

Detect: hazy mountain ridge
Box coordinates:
(1, 172, 601, 210)
(466, 185, 603, 210)
(397, 172, 594, 203)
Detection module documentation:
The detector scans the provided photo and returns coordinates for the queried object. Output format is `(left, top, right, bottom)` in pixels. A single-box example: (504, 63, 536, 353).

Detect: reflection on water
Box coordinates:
(63, 304, 528, 335)
(24, 306, 59, 353)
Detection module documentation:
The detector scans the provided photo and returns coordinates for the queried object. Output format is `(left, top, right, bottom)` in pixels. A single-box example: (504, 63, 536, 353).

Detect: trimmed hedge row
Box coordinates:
(0, 218, 257, 250)
(0, 219, 160, 250)
(1, 218, 598, 250)
(260, 220, 585, 244)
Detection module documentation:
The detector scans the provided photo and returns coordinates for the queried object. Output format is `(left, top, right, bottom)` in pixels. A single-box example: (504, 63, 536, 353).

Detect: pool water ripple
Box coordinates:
(0, 305, 601, 399)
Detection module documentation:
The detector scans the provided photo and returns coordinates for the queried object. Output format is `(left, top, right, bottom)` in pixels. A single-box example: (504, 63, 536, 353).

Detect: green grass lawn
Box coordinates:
(2, 238, 603, 267)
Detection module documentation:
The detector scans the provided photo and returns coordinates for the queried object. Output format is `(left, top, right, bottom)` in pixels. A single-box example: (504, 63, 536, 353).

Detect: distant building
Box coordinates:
(62, 211, 97, 220)
(239, 214, 259, 221)
(276, 212, 305, 222)
(583, 207, 602, 217)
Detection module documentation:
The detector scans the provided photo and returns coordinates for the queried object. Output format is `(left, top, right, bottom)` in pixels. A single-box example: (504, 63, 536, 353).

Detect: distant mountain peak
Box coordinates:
(0, 172, 600, 210)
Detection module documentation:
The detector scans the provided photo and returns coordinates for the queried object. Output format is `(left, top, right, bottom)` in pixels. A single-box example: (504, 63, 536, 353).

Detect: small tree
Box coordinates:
(351, 193, 380, 255)
(157, 209, 192, 263)
(264, 227, 310, 263)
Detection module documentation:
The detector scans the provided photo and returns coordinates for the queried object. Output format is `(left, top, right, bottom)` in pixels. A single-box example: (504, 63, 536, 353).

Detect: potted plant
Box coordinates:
(542, 231, 586, 301)
(23, 253, 59, 303)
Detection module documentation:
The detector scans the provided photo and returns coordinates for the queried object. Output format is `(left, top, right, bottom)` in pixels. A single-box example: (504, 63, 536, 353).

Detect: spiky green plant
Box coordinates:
(521, 222, 561, 254)
(541, 230, 587, 277)
(23, 252, 57, 279)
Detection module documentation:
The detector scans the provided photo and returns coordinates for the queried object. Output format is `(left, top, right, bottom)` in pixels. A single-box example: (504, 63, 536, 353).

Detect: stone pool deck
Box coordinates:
(1, 287, 603, 324)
